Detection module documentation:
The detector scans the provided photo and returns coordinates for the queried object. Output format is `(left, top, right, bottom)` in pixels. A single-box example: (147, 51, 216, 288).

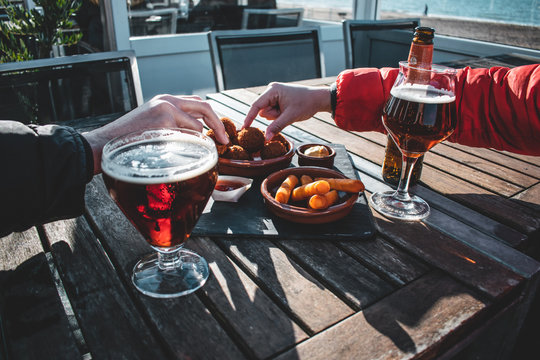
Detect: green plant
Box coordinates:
(0, 0, 83, 63)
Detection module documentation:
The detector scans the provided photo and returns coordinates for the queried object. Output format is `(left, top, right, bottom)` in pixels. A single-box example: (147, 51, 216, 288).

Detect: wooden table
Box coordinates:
(2, 78, 540, 359)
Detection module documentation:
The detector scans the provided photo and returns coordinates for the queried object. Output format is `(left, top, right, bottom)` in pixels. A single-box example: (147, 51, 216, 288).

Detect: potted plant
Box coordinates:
(0, 0, 82, 63)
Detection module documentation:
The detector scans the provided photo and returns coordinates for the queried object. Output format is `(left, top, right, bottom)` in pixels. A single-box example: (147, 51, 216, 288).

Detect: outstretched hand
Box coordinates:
(243, 82, 332, 140)
(84, 94, 228, 174)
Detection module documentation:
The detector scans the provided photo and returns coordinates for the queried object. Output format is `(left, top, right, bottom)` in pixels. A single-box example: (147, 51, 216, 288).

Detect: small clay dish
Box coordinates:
(296, 143, 336, 168)
(260, 166, 359, 224)
(218, 136, 294, 177)
(212, 175, 253, 202)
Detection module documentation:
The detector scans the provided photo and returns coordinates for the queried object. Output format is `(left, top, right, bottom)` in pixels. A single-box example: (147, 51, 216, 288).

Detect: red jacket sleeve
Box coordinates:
(334, 64, 540, 156)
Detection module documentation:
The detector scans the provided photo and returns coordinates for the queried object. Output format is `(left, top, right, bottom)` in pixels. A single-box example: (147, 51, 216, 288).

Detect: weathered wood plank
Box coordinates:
(512, 182, 540, 213)
(370, 209, 525, 300)
(42, 217, 169, 359)
(276, 238, 395, 311)
(337, 235, 430, 286)
(84, 177, 246, 359)
(274, 271, 492, 360)
(190, 237, 308, 359)
(215, 237, 354, 333)
(0, 229, 81, 359)
(420, 166, 540, 235)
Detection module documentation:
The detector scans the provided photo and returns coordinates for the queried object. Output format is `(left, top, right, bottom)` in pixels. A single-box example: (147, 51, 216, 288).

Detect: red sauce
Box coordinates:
(215, 180, 244, 192)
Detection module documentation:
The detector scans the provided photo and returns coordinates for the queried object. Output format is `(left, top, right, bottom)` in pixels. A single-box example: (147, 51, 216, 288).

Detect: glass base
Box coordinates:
(132, 249, 209, 298)
(369, 190, 430, 221)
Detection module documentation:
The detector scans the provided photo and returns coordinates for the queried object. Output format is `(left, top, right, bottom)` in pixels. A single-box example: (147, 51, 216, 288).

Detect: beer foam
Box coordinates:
(391, 83, 455, 104)
(103, 132, 218, 184)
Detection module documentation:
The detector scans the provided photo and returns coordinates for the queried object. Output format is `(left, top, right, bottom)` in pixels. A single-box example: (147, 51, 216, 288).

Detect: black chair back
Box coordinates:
(241, 8, 304, 29)
(343, 19, 419, 69)
(0, 50, 143, 131)
(208, 27, 325, 91)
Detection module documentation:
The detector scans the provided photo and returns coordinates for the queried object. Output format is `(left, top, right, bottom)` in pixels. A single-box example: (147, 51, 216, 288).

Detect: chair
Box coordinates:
(343, 18, 419, 69)
(208, 27, 325, 92)
(128, 8, 178, 36)
(241, 8, 304, 29)
(0, 50, 143, 131)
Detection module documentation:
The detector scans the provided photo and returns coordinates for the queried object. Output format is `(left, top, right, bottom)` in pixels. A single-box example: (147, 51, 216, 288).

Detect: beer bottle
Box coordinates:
(382, 26, 435, 186)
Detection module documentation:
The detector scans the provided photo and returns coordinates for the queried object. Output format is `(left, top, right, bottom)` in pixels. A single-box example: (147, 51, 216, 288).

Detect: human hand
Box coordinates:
(243, 82, 331, 140)
(84, 94, 228, 174)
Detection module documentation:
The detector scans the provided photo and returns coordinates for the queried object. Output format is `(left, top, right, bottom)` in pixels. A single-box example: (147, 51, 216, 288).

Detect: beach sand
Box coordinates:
(279, 5, 539, 50)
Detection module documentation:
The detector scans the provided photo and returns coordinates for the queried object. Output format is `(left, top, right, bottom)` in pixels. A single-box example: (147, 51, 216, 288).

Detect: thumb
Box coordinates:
(264, 108, 297, 141)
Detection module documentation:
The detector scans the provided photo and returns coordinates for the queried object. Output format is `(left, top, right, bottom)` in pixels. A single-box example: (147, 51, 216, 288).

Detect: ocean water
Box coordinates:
(279, 0, 540, 26)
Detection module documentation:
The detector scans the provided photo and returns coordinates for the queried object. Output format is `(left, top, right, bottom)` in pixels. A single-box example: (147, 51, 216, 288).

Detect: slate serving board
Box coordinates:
(193, 144, 376, 240)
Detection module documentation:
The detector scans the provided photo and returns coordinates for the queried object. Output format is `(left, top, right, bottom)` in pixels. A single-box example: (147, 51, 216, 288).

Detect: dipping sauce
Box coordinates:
(303, 145, 330, 157)
(215, 180, 245, 192)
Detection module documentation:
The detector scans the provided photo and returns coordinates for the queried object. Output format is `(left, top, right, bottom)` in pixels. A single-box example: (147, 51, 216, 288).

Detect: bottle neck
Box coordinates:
(408, 42, 433, 69)
(407, 42, 434, 84)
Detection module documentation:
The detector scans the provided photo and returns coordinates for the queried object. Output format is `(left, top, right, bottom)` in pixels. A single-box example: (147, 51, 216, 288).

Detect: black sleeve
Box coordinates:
(0, 121, 94, 236)
(330, 81, 337, 119)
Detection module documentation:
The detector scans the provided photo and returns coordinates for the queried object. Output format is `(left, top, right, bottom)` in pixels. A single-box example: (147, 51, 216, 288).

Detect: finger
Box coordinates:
(243, 103, 263, 129)
(264, 108, 296, 140)
(242, 87, 278, 129)
(259, 106, 281, 120)
(166, 96, 228, 144)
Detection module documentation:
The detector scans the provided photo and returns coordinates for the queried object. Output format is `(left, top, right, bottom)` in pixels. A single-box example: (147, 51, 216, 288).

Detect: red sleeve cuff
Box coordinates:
(334, 68, 399, 133)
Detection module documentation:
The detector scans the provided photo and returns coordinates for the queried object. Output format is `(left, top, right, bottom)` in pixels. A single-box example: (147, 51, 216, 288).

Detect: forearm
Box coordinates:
(0, 122, 91, 236)
(333, 65, 540, 156)
(449, 64, 540, 155)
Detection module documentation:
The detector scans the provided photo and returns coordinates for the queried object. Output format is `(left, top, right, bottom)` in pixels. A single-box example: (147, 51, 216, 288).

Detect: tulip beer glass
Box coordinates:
(369, 61, 457, 221)
(102, 128, 218, 297)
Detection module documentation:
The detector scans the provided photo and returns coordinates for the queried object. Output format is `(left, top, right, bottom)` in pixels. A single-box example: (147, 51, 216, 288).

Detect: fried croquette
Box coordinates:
(221, 117, 238, 144)
(237, 127, 265, 153)
(261, 140, 287, 159)
(223, 145, 250, 160)
(269, 132, 289, 151)
(206, 129, 230, 156)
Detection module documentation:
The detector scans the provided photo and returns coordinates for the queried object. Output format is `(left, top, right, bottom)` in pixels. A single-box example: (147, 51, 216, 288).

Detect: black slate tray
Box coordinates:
(193, 144, 376, 240)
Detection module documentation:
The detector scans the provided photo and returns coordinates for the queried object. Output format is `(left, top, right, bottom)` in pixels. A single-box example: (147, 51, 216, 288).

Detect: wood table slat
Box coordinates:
(215, 237, 354, 334)
(512, 182, 540, 213)
(0, 229, 81, 359)
(336, 235, 431, 286)
(420, 166, 540, 235)
(276, 238, 396, 311)
(275, 271, 491, 360)
(370, 210, 525, 300)
(190, 237, 308, 359)
(42, 217, 169, 359)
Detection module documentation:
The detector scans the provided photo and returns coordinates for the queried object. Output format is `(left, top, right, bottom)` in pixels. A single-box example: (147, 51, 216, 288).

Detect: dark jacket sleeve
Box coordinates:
(0, 121, 94, 237)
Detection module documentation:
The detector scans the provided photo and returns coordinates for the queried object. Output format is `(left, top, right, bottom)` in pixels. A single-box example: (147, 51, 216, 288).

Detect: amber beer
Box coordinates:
(383, 83, 456, 157)
(382, 26, 435, 186)
(102, 131, 218, 249)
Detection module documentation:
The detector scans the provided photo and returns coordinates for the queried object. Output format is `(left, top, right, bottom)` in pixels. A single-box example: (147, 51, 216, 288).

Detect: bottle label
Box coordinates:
(408, 43, 433, 68)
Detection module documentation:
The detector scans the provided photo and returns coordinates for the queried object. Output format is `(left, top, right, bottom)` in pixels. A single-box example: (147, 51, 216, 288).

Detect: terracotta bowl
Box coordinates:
(260, 166, 359, 224)
(296, 143, 336, 168)
(218, 136, 294, 178)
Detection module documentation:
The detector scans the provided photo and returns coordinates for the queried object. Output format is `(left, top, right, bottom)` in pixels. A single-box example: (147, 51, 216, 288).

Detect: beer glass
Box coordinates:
(369, 61, 457, 221)
(102, 128, 218, 297)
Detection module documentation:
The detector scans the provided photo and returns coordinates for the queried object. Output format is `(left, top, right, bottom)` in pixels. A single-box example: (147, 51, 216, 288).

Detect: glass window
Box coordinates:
(125, 0, 356, 36)
(275, 1, 354, 22)
(378, 0, 539, 49)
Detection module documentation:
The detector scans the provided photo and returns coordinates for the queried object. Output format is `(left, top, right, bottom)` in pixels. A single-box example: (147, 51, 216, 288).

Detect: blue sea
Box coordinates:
(280, 0, 540, 26)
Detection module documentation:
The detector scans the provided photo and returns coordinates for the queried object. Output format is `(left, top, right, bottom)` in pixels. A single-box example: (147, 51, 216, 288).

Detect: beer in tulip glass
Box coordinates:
(102, 128, 218, 297)
(369, 61, 457, 221)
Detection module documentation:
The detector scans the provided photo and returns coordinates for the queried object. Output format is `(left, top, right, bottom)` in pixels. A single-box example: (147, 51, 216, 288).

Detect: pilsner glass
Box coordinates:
(369, 61, 457, 221)
(102, 128, 218, 297)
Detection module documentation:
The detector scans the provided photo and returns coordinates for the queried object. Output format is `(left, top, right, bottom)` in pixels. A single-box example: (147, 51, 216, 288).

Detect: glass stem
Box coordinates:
(157, 249, 181, 270)
(394, 154, 418, 201)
